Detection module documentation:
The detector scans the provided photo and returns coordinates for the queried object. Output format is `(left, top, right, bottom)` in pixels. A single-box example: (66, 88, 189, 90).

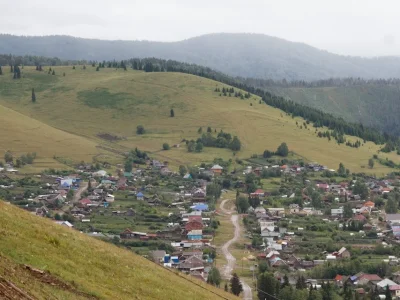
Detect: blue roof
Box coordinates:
(137, 192, 144, 197)
(350, 275, 358, 281)
(191, 203, 208, 211)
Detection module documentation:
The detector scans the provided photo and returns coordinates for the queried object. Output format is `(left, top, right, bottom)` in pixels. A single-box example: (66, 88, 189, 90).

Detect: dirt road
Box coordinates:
(73, 181, 88, 203)
(219, 199, 253, 300)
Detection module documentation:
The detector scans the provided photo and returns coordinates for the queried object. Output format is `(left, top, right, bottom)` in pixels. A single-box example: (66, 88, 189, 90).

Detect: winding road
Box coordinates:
(219, 199, 253, 300)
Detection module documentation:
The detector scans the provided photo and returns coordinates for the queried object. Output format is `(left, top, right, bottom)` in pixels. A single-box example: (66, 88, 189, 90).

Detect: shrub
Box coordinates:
(136, 125, 145, 135)
(162, 143, 170, 150)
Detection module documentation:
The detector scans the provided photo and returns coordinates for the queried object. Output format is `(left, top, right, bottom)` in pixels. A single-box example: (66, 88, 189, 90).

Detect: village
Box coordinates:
(2, 152, 400, 299)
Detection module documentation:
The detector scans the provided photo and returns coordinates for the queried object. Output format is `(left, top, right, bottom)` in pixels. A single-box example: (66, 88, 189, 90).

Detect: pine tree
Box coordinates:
(63, 72, 65, 77)
(0, 66, 2, 75)
(170, 108, 175, 117)
(88, 178, 92, 191)
(386, 285, 393, 300)
(31, 88, 36, 103)
(52, 70, 55, 75)
(230, 273, 243, 296)
(10, 65, 13, 73)
(281, 274, 289, 288)
(96, 66, 100, 71)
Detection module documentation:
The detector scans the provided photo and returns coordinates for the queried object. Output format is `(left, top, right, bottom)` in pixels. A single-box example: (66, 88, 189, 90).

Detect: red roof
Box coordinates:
(79, 198, 92, 205)
(252, 189, 265, 195)
(335, 275, 343, 281)
(389, 285, 400, 291)
(358, 274, 382, 281)
(363, 201, 375, 207)
(353, 214, 366, 221)
(188, 216, 202, 222)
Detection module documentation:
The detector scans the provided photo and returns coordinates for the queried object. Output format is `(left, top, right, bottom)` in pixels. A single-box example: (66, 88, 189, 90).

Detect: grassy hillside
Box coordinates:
(0, 66, 399, 174)
(0, 201, 238, 299)
(269, 84, 400, 136)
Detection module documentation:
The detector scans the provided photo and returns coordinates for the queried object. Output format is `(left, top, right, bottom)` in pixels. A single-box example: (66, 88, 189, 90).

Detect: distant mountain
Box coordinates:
(3, 33, 400, 81)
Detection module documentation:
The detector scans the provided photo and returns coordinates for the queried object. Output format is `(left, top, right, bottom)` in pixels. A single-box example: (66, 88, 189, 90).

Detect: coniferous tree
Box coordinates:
(96, 66, 100, 71)
(72, 65, 76, 69)
(281, 274, 289, 289)
(31, 88, 36, 103)
(385, 285, 392, 300)
(63, 72, 65, 77)
(10, 65, 13, 73)
(224, 282, 228, 292)
(230, 273, 243, 296)
(170, 108, 175, 117)
(0, 66, 2, 75)
(52, 70, 55, 75)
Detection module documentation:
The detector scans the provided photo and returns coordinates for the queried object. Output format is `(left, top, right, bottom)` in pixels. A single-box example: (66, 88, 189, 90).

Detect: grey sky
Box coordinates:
(1, 0, 399, 56)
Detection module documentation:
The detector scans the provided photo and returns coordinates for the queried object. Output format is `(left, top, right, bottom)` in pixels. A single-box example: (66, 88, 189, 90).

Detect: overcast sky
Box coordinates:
(1, 0, 399, 56)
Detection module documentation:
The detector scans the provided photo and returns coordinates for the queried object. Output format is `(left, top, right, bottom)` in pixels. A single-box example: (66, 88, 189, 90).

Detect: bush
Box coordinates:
(136, 125, 145, 135)
(162, 143, 170, 150)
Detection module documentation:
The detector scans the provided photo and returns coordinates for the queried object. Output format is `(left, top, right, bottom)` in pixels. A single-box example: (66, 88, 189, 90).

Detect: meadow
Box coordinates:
(0, 66, 399, 174)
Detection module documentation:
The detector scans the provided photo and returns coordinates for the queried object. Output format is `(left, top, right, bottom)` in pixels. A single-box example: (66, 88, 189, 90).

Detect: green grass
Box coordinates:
(0, 66, 399, 174)
(0, 201, 238, 300)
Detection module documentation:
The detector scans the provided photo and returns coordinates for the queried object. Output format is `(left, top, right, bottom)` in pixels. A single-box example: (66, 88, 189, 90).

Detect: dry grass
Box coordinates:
(0, 201, 238, 300)
(0, 66, 398, 174)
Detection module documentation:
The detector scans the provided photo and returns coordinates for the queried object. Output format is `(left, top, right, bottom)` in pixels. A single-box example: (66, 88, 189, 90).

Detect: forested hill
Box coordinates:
(3, 33, 400, 81)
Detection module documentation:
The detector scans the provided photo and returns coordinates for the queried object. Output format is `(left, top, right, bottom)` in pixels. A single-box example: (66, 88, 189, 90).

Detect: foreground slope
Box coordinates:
(0, 201, 238, 300)
(3, 33, 400, 80)
(0, 66, 398, 174)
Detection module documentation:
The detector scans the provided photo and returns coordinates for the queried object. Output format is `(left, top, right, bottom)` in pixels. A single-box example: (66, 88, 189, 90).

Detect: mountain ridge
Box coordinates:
(3, 33, 400, 80)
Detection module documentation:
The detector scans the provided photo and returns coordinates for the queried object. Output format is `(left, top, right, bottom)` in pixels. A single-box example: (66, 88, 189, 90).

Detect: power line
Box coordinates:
(256, 287, 281, 300)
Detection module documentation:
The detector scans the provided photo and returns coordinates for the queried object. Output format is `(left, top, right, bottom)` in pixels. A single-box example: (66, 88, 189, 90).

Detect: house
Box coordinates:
(185, 218, 203, 232)
(183, 173, 192, 180)
(192, 188, 206, 202)
(316, 183, 330, 192)
(191, 203, 208, 211)
(389, 285, 400, 298)
(120, 229, 146, 239)
(55, 221, 73, 228)
(136, 192, 144, 201)
(333, 247, 351, 259)
(267, 208, 285, 217)
(392, 271, 400, 283)
(269, 257, 286, 267)
(93, 170, 107, 177)
(105, 194, 115, 203)
(158, 225, 182, 240)
(334, 275, 345, 286)
(356, 274, 382, 286)
(35, 206, 49, 217)
(149, 250, 166, 263)
(187, 230, 203, 240)
(79, 198, 92, 207)
(254, 207, 267, 214)
(250, 189, 265, 198)
(363, 201, 375, 208)
(178, 255, 204, 272)
(210, 165, 223, 175)
(376, 278, 397, 290)
(331, 208, 343, 218)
